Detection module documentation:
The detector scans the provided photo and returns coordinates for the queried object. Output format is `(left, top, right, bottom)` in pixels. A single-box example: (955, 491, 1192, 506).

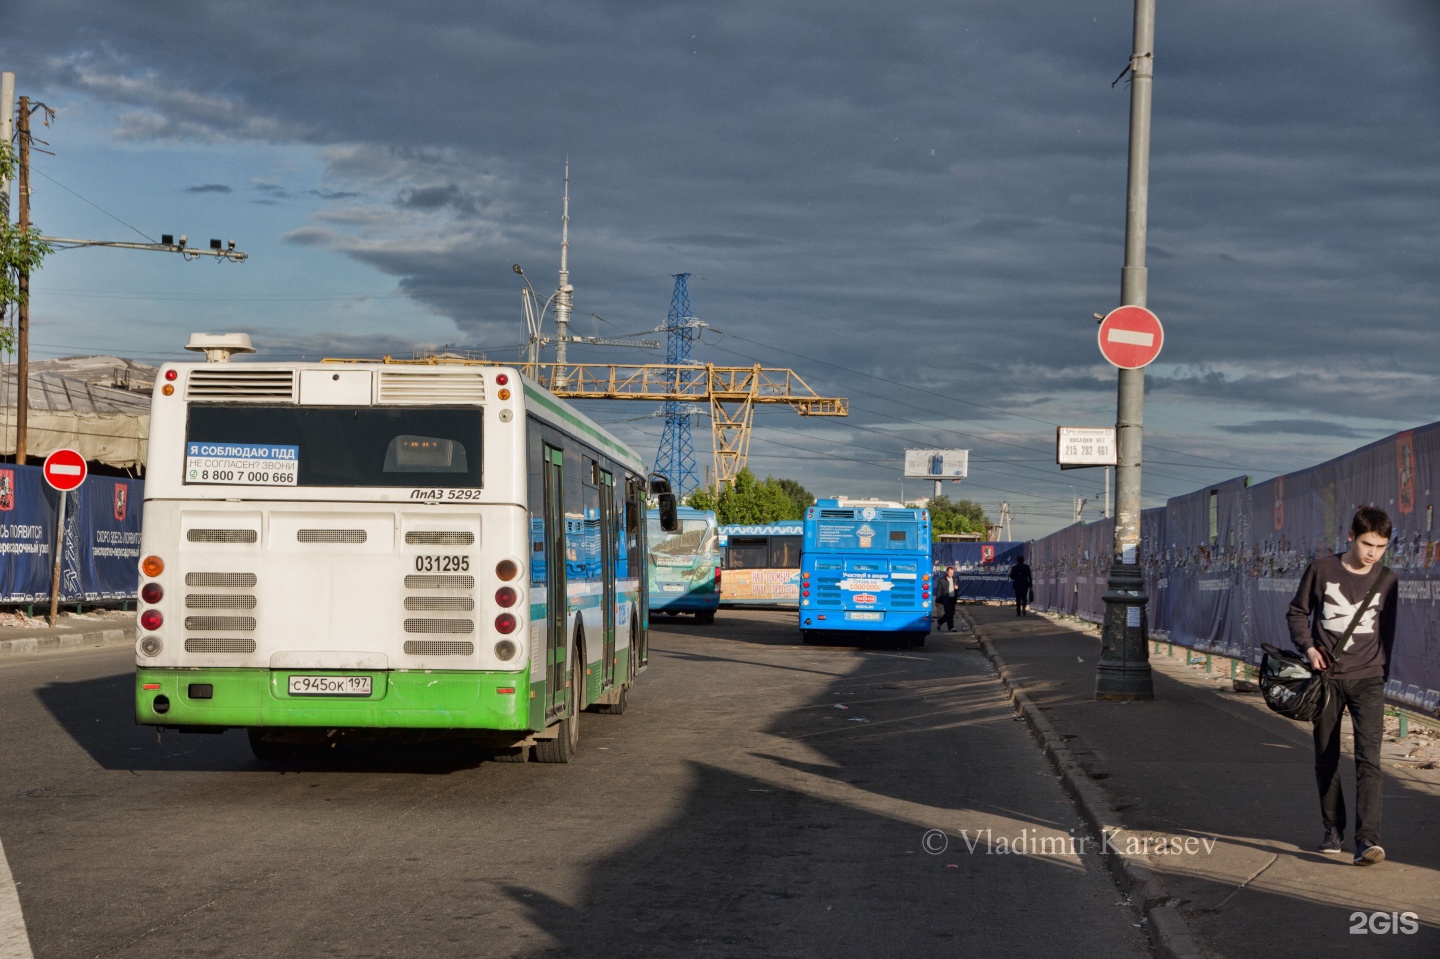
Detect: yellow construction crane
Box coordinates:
(322, 355, 848, 487)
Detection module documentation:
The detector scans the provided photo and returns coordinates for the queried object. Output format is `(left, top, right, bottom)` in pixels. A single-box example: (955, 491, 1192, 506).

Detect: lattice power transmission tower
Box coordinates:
(654, 274, 703, 496)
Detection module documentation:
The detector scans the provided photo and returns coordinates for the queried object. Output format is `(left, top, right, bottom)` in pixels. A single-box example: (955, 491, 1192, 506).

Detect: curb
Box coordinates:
(0, 625, 134, 658)
(962, 610, 1208, 959)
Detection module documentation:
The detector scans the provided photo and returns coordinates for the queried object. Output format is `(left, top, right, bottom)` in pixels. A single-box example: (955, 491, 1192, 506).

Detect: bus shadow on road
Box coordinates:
(33, 670, 494, 774)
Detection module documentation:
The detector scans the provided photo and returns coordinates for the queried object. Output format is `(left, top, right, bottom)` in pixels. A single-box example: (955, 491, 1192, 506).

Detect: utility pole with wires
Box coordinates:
(3, 94, 248, 464)
(12, 95, 49, 465)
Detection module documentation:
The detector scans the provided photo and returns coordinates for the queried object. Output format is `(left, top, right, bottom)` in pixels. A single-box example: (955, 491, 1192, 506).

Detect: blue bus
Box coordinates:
(647, 506, 721, 623)
(799, 500, 932, 646)
(718, 522, 803, 608)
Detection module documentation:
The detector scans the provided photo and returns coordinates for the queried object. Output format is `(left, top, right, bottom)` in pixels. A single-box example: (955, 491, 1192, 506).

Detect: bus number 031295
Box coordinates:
(415, 555, 470, 572)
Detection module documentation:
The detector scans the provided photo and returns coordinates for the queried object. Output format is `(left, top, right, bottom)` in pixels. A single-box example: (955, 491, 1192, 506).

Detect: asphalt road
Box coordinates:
(1, 610, 1154, 959)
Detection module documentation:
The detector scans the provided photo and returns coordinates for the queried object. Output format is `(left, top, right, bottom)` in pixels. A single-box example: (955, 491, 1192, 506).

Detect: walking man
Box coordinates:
(1009, 555, 1033, 617)
(934, 565, 959, 632)
(1287, 506, 1398, 865)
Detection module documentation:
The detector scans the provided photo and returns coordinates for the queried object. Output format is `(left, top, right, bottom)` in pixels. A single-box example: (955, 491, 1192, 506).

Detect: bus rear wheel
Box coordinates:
(534, 645, 581, 763)
(696, 610, 716, 625)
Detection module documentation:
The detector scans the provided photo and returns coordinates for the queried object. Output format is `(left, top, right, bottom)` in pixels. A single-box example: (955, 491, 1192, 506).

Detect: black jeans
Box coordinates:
(1013, 587, 1029, 614)
(937, 597, 957, 630)
(1313, 676, 1385, 844)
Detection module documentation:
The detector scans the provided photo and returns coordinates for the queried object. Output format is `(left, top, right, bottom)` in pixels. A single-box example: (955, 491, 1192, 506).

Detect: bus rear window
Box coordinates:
(186, 406, 483, 488)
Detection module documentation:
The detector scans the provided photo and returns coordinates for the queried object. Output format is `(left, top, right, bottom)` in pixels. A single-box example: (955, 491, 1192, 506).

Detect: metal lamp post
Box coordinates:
(1095, 0, 1157, 701)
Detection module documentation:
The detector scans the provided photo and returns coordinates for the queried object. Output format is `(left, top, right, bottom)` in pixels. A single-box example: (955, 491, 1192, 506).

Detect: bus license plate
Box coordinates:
(661, 584, 685, 592)
(287, 675, 373, 697)
(846, 612, 883, 621)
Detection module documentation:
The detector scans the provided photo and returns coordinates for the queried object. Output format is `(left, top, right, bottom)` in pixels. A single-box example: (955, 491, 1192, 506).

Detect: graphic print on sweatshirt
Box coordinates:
(1321, 580, 1378, 650)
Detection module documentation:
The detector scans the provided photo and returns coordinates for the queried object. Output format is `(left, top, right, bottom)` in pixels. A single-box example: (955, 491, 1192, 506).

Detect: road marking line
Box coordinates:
(1106, 328, 1154, 347)
(0, 836, 35, 959)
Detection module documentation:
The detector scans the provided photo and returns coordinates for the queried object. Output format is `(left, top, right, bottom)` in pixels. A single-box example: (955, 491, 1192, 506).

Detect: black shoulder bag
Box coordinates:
(1259, 572, 1383, 723)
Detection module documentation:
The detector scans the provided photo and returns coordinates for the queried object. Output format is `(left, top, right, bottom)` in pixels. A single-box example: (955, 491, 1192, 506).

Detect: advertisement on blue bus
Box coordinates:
(718, 522, 802, 607)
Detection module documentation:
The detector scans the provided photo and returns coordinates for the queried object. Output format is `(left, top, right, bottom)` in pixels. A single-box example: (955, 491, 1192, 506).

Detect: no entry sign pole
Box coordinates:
(1095, 0, 1157, 702)
(42, 449, 88, 626)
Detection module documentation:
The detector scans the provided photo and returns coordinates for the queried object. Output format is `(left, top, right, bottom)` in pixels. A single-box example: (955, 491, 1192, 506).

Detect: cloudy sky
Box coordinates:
(2, 0, 1437, 537)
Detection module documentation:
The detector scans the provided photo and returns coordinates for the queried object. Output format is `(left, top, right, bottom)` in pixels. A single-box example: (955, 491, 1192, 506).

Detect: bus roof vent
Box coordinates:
(881, 510, 916, 520)
(819, 509, 854, 519)
(378, 370, 487, 404)
(186, 368, 297, 401)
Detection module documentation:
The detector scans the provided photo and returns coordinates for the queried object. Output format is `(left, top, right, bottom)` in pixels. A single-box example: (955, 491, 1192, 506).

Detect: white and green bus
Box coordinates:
(134, 336, 675, 763)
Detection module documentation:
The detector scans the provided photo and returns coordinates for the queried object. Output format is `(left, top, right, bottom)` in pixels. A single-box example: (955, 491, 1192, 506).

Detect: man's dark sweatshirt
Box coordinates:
(1286, 553, 1398, 680)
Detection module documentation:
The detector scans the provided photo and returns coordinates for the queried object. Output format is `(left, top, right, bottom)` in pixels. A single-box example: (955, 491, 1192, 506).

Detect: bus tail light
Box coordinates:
(494, 640, 517, 661)
(139, 636, 163, 657)
(495, 586, 517, 608)
(495, 613, 517, 635)
(140, 609, 164, 631)
(141, 555, 165, 577)
(141, 582, 164, 604)
(496, 559, 519, 582)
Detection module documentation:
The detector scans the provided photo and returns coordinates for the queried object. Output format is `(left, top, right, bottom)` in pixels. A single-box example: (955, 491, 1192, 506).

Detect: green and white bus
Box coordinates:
(134, 338, 675, 763)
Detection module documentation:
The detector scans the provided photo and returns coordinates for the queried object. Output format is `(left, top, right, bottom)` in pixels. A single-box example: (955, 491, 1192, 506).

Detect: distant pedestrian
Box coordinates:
(1286, 506, 1398, 866)
(1009, 555, 1033, 617)
(934, 565, 959, 632)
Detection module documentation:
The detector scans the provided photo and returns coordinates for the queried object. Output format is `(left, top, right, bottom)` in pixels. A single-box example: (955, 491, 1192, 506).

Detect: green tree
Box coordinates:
(927, 494, 990, 538)
(687, 469, 813, 525)
(770, 476, 815, 518)
(0, 142, 52, 354)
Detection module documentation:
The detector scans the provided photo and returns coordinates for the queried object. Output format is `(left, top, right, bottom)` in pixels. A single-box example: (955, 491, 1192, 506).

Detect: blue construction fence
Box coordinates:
(0, 463, 143, 604)
(1027, 423, 1440, 716)
(932, 541, 1028, 601)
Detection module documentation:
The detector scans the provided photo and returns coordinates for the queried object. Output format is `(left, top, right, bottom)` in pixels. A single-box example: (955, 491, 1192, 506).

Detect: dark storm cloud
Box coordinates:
(3, 0, 1437, 530)
(1221, 419, 1372, 439)
(396, 184, 481, 215)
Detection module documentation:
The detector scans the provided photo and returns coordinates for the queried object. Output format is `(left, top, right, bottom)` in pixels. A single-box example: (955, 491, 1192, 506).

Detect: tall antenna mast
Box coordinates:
(553, 160, 574, 388)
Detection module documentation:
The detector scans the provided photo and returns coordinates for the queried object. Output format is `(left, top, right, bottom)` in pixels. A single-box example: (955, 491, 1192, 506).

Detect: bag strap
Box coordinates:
(1321, 570, 1386, 658)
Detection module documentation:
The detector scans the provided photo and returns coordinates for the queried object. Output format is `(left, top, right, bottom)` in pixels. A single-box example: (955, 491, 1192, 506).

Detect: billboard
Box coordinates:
(905, 449, 969, 480)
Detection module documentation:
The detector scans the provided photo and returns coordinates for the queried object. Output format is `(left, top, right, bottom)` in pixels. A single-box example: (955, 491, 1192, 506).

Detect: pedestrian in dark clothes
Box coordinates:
(934, 565, 959, 631)
(1009, 555, 1033, 616)
(1287, 506, 1398, 866)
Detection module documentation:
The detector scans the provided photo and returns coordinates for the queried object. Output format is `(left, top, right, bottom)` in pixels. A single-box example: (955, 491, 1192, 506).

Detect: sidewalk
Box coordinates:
(963, 603, 1440, 959)
(0, 608, 134, 657)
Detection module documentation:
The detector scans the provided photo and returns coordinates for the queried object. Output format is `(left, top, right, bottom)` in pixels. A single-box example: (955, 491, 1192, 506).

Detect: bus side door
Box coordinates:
(599, 469, 617, 690)
(543, 445, 568, 718)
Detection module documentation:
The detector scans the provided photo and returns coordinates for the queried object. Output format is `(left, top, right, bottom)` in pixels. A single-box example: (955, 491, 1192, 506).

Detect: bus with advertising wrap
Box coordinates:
(133, 336, 676, 763)
(646, 506, 720, 623)
(718, 522, 802, 608)
(799, 499, 932, 646)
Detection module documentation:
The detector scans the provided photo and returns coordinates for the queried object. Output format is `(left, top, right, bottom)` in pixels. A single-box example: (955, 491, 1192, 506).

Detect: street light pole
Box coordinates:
(1095, 0, 1157, 701)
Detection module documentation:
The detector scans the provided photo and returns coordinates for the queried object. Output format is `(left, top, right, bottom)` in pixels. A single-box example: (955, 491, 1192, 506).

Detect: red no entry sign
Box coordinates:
(42, 448, 88, 492)
(1098, 305, 1164, 369)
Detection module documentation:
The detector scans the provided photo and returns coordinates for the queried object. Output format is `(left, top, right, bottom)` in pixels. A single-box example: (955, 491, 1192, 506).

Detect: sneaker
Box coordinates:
(1317, 828, 1343, 854)
(1354, 840, 1385, 866)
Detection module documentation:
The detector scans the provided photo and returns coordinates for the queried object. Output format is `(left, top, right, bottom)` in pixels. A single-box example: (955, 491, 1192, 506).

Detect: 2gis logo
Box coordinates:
(1349, 910, 1420, 935)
